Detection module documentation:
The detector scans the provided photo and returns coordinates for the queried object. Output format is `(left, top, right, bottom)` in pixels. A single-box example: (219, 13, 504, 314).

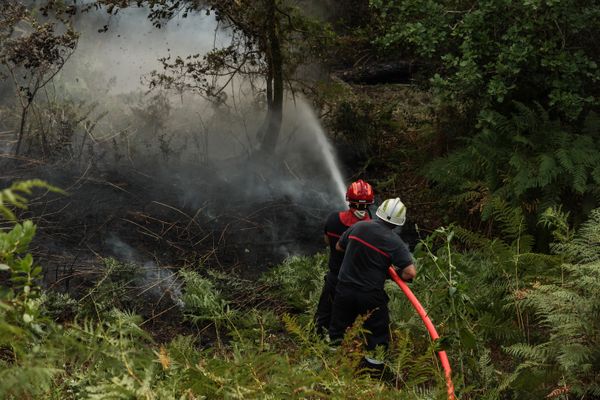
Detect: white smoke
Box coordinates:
(50, 5, 347, 210)
(3, 5, 350, 251)
(106, 234, 183, 306)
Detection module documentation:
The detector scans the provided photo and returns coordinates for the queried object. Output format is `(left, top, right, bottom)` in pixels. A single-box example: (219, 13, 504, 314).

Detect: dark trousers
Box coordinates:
(328, 282, 390, 350)
(314, 272, 338, 335)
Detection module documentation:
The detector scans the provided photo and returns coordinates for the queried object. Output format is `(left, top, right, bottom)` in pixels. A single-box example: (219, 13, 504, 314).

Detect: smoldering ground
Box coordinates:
(0, 5, 348, 321)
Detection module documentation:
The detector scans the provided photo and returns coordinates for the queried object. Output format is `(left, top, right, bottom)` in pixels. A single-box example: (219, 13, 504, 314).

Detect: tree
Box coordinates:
(97, 0, 329, 154)
(0, 1, 78, 156)
(370, 0, 600, 232)
(371, 0, 600, 121)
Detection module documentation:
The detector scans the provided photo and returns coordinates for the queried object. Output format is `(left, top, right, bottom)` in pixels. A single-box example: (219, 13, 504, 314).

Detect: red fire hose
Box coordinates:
(388, 266, 456, 400)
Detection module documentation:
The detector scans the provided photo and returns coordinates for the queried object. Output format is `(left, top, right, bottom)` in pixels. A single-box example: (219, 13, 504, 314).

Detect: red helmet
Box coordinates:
(346, 179, 374, 204)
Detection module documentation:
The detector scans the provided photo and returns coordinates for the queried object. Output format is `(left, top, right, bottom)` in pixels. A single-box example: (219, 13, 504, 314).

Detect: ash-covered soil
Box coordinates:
(2, 157, 334, 331)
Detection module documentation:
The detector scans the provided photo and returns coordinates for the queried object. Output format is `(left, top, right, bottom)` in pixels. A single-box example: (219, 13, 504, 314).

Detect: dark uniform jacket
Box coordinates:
(324, 210, 371, 276)
(337, 219, 413, 291)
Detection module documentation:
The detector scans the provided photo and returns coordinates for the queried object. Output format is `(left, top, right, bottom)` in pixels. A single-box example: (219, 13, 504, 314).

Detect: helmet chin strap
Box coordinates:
(353, 209, 368, 219)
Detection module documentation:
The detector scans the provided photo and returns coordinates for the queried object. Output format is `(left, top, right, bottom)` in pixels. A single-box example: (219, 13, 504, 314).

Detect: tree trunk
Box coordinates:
(15, 102, 31, 156)
(259, 0, 283, 154)
(266, 60, 273, 108)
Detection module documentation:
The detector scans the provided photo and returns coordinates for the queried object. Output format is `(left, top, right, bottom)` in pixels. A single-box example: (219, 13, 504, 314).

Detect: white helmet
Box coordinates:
(376, 198, 406, 226)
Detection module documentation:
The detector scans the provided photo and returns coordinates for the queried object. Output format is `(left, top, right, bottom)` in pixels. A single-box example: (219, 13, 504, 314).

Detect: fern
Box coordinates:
(539, 206, 573, 244)
(504, 342, 548, 362)
(179, 269, 232, 324)
(78, 258, 140, 318)
(0, 365, 61, 399)
(427, 104, 600, 228)
(552, 208, 600, 263)
(507, 209, 600, 397)
(260, 253, 327, 312)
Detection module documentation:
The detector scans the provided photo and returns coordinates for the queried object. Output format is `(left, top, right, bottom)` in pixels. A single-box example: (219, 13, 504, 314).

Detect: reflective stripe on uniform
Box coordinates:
(348, 235, 390, 258)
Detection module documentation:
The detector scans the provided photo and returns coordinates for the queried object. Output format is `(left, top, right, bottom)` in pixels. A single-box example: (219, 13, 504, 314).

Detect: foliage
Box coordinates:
(0, 180, 447, 399)
(388, 200, 571, 398)
(370, 0, 600, 237)
(0, 180, 65, 221)
(539, 205, 574, 244)
(78, 258, 140, 317)
(387, 205, 600, 398)
(0, 221, 39, 298)
(0, 0, 78, 155)
(370, 0, 600, 120)
(260, 253, 327, 312)
(1, 255, 449, 399)
(3, 208, 600, 399)
(0, 185, 62, 399)
(426, 103, 600, 225)
(179, 268, 232, 324)
(507, 208, 600, 398)
(552, 208, 600, 263)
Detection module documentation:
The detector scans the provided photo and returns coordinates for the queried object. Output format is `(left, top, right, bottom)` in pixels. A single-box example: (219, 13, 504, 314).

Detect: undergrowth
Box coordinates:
(2, 181, 600, 399)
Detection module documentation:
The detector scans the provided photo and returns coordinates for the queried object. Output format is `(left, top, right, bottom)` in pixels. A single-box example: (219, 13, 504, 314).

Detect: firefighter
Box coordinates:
(314, 179, 375, 336)
(328, 197, 417, 351)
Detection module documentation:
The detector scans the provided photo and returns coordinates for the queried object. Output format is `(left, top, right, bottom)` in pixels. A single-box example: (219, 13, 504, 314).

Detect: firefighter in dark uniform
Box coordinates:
(314, 179, 375, 336)
(329, 197, 417, 351)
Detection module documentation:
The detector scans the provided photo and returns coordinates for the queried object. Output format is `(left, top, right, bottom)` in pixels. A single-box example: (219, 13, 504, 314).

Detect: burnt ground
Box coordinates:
(2, 156, 332, 339)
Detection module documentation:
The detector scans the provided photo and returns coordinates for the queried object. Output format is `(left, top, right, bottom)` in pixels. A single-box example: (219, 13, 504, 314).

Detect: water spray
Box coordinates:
(300, 100, 347, 206)
(388, 266, 456, 400)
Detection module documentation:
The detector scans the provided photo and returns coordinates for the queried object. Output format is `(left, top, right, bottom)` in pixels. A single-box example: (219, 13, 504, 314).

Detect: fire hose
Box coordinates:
(388, 266, 456, 400)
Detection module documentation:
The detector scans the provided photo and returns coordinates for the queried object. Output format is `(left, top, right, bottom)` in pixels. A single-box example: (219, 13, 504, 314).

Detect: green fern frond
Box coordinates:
(536, 154, 558, 186)
(539, 206, 572, 243)
(509, 211, 600, 397)
(428, 102, 600, 227)
(553, 208, 600, 263)
(571, 164, 588, 193)
(504, 343, 548, 362)
(179, 269, 232, 323)
(591, 165, 600, 185)
(554, 148, 574, 173)
(513, 234, 534, 254)
(260, 253, 327, 312)
(517, 252, 561, 270)
(452, 225, 491, 248)
(488, 198, 527, 242)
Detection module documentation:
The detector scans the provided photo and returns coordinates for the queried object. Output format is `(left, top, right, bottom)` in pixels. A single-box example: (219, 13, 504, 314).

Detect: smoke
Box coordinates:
(50, 5, 347, 209)
(3, 4, 350, 280)
(106, 234, 183, 307)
